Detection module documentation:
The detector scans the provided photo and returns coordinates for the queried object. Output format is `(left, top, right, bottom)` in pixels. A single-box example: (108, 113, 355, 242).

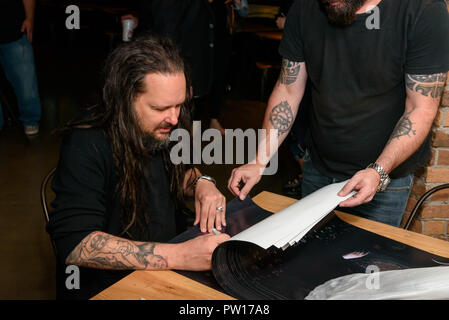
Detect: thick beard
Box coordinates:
(320, 0, 366, 26)
(142, 132, 171, 152)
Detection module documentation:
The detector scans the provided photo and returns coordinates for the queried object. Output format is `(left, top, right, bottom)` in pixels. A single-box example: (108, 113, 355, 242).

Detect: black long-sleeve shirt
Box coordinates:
(46, 127, 182, 299)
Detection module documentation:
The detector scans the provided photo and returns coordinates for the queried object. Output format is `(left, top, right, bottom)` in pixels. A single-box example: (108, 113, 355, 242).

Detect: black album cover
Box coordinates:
(170, 197, 449, 300)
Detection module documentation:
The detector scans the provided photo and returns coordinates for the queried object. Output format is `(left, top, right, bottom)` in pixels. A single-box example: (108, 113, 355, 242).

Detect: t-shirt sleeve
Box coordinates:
(405, 0, 449, 74)
(278, 0, 305, 62)
(46, 129, 110, 265)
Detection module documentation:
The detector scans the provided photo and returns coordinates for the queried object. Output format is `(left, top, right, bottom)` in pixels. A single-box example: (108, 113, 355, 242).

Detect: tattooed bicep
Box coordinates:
(405, 73, 447, 98)
(279, 59, 301, 85)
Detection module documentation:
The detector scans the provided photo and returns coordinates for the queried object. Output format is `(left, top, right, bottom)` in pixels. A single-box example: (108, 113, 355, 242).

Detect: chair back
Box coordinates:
(404, 183, 449, 230)
(40, 167, 57, 255)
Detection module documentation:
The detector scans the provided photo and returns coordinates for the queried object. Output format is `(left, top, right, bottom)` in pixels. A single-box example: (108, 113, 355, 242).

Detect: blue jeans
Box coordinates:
(0, 35, 41, 128)
(301, 151, 414, 227)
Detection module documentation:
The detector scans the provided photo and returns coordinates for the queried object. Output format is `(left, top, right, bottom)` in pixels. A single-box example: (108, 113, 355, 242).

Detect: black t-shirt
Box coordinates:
(279, 0, 449, 179)
(46, 128, 182, 299)
(0, 0, 25, 44)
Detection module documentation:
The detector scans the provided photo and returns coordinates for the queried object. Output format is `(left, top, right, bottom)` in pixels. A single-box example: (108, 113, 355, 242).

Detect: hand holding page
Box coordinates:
(230, 181, 356, 250)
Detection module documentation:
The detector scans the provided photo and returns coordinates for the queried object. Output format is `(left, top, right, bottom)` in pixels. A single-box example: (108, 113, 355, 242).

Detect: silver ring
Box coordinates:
(216, 206, 224, 212)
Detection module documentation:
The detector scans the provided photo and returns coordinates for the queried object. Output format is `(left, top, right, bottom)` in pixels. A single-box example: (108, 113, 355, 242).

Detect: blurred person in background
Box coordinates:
(0, 0, 41, 135)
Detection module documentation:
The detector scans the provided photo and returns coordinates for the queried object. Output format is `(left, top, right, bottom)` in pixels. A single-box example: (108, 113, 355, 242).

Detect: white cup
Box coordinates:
(122, 19, 135, 42)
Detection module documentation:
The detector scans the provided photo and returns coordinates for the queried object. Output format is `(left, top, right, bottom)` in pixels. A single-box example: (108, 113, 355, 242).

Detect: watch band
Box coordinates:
(367, 163, 390, 192)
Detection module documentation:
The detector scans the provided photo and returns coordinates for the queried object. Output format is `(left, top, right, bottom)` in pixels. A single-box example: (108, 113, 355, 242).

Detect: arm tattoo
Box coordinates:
(279, 59, 301, 85)
(405, 73, 447, 98)
(270, 101, 294, 136)
(387, 111, 416, 144)
(66, 232, 168, 270)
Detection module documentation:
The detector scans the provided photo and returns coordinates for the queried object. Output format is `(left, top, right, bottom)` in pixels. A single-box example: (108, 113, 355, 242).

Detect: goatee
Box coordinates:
(319, 0, 366, 26)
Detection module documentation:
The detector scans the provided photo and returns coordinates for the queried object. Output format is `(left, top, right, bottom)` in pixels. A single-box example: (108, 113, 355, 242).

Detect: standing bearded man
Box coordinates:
(228, 0, 449, 227)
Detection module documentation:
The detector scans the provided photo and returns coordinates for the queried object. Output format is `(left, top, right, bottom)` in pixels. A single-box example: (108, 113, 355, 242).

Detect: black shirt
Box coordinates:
(0, 0, 25, 44)
(47, 128, 181, 299)
(279, 0, 449, 179)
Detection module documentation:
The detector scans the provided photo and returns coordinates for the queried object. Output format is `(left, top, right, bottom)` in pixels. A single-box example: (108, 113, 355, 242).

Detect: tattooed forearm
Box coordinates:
(387, 111, 416, 144)
(405, 73, 447, 98)
(270, 101, 294, 136)
(66, 232, 168, 270)
(279, 59, 301, 85)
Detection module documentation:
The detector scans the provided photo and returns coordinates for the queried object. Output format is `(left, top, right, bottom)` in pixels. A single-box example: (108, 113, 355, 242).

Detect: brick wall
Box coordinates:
(401, 74, 449, 241)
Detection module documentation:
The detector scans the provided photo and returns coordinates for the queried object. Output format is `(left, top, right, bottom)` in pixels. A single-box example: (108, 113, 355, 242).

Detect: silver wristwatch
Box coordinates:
(367, 163, 390, 192)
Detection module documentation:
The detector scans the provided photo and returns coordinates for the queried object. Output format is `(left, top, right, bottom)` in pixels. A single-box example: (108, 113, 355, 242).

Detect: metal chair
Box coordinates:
(404, 183, 449, 230)
(40, 167, 57, 255)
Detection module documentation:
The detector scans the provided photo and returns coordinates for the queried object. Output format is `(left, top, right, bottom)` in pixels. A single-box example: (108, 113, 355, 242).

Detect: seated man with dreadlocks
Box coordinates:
(47, 34, 230, 300)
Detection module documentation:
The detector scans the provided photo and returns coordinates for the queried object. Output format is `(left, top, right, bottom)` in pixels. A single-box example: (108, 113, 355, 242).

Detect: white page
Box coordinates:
(305, 266, 449, 300)
(230, 181, 356, 249)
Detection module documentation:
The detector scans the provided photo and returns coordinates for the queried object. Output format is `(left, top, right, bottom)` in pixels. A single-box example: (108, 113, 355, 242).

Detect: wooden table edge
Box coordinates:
(91, 270, 235, 300)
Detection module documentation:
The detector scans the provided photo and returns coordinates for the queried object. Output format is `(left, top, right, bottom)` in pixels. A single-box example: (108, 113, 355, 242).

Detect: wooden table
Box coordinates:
(91, 191, 449, 300)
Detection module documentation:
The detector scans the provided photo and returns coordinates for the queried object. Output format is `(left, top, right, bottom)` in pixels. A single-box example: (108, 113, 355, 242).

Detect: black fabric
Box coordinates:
(279, 0, 295, 16)
(279, 0, 449, 179)
(0, 0, 25, 44)
(137, 0, 215, 98)
(46, 128, 181, 299)
(208, 1, 234, 119)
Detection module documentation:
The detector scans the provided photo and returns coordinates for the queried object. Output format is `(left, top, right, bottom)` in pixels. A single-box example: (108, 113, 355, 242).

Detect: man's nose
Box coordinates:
(165, 107, 179, 126)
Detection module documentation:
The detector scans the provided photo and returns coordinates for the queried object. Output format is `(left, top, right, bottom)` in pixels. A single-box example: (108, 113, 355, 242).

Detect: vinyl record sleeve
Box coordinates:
(169, 194, 449, 300)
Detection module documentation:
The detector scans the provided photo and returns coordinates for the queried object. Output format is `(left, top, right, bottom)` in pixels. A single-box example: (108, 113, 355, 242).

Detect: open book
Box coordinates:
(170, 182, 449, 299)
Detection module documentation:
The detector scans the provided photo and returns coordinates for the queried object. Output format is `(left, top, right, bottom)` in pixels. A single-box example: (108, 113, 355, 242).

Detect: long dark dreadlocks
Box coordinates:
(59, 34, 196, 240)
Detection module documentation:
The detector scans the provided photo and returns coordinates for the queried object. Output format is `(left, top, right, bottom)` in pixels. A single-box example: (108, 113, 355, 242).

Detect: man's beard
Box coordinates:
(142, 122, 174, 152)
(319, 0, 366, 26)
(142, 132, 171, 152)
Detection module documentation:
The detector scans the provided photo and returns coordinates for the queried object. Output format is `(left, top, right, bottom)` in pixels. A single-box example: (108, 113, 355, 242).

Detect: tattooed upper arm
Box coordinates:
(279, 58, 302, 85)
(405, 73, 447, 98)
